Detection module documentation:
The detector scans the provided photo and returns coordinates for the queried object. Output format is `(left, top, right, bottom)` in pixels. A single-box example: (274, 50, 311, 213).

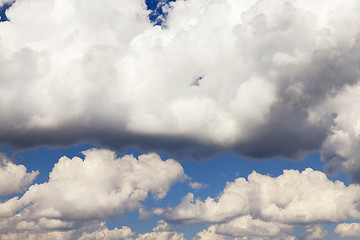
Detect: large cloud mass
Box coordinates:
(166, 168, 360, 227)
(1, 0, 360, 178)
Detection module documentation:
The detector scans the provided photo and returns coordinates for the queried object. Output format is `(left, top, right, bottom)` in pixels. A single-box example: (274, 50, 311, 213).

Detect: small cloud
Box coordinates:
(189, 181, 208, 190)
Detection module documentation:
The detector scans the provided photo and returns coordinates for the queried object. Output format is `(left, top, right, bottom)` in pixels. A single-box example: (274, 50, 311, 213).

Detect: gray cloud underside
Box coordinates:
(1, 0, 360, 179)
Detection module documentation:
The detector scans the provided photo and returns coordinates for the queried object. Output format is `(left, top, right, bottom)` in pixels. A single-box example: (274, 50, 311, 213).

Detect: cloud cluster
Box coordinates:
(166, 168, 360, 238)
(0, 148, 185, 236)
(334, 223, 360, 238)
(0, 0, 359, 179)
(0, 153, 38, 196)
(0, 220, 185, 240)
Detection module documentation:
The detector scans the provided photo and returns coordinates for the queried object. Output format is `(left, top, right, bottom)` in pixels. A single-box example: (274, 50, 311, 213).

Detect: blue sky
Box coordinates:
(1, 0, 360, 239)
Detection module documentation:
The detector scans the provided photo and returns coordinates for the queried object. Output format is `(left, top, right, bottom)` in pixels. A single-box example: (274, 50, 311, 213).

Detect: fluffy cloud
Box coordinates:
(194, 215, 293, 239)
(319, 84, 360, 181)
(0, 221, 184, 240)
(0, 0, 359, 177)
(0, 148, 185, 235)
(304, 225, 328, 240)
(334, 223, 360, 238)
(79, 223, 135, 240)
(166, 168, 360, 225)
(0, 153, 38, 196)
(136, 220, 185, 240)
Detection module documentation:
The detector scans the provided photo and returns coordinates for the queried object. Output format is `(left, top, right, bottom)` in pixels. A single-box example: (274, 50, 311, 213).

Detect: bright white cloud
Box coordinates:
(0, 153, 38, 196)
(166, 168, 360, 225)
(334, 223, 360, 238)
(0, 0, 359, 174)
(0, 148, 185, 235)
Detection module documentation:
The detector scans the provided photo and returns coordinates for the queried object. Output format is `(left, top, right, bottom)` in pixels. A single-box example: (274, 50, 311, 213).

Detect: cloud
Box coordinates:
(0, 0, 14, 7)
(194, 215, 294, 239)
(166, 168, 360, 225)
(334, 223, 360, 238)
(0, 148, 185, 235)
(304, 224, 328, 240)
(0, 153, 38, 196)
(0, 220, 184, 240)
(136, 220, 185, 240)
(78, 223, 135, 240)
(188, 181, 207, 190)
(0, 0, 359, 176)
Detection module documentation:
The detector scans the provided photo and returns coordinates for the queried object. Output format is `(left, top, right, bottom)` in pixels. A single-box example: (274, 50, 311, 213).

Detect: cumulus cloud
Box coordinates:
(79, 223, 135, 240)
(304, 224, 328, 240)
(0, 0, 359, 177)
(0, 148, 185, 235)
(166, 168, 360, 225)
(136, 220, 185, 240)
(0, 153, 38, 196)
(334, 223, 360, 238)
(194, 215, 293, 239)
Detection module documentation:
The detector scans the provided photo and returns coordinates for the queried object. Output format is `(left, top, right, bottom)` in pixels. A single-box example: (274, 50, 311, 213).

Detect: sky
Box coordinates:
(1, 0, 360, 239)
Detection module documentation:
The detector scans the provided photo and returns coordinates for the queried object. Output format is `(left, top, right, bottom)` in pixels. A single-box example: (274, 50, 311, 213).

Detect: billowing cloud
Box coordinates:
(0, 153, 38, 196)
(78, 223, 135, 240)
(0, 148, 185, 236)
(194, 215, 294, 239)
(304, 224, 328, 240)
(0, 0, 359, 179)
(334, 223, 360, 238)
(166, 168, 360, 225)
(0, 220, 184, 240)
(136, 220, 185, 240)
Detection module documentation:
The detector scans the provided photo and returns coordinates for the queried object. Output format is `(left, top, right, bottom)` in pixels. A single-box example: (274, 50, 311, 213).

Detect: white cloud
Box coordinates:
(316, 84, 360, 182)
(188, 181, 207, 190)
(136, 220, 185, 240)
(0, 148, 185, 235)
(0, 0, 359, 172)
(0, 153, 38, 196)
(334, 223, 360, 238)
(194, 215, 293, 239)
(305, 224, 328, 240)
(166, 168, 360, 225)
(79, 223, 135, 240)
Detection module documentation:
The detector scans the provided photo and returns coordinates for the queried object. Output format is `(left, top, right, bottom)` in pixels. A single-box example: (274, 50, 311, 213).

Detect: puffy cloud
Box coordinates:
(0, 0, 359, 174)
(136, 220, 185, 240)
(0, 148, 185, 235)
(194, 215, 293, 239)
(304, 224, 328, 240)
(334, 223, 360, 238)
(166, 168, 360, 225)
(0, 153, 38, 196)
(318, 84, 360, 182)
(79, 223, 135, 240)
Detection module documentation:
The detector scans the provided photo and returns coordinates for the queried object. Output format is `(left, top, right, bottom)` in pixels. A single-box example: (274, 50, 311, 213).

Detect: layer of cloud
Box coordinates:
(0, 153, 38, 196)
(0, 0, 360, 179)
(0, 148, 185, 235)
(0, 220, 184, 240)
(166, 168, 360, 225)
